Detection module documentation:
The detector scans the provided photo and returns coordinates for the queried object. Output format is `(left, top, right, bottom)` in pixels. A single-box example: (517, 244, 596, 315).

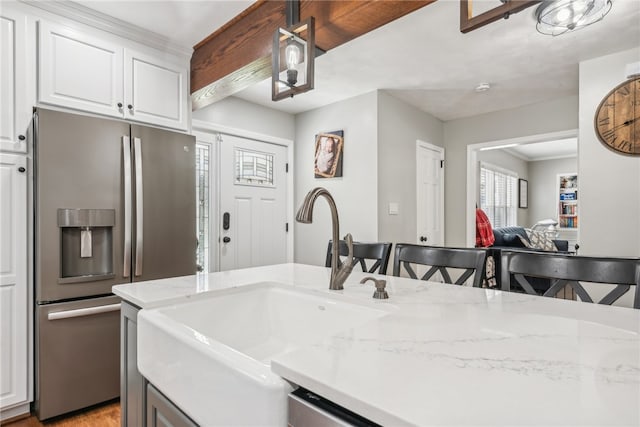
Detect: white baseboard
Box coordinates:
(0, 402, 31, 423)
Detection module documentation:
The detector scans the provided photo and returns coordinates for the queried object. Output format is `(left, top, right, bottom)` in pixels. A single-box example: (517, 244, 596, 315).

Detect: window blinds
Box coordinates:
(480, 163, 517, 228)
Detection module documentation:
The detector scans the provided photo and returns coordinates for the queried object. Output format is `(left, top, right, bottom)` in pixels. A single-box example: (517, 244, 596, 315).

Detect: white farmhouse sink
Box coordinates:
(137, 282, 390, 426)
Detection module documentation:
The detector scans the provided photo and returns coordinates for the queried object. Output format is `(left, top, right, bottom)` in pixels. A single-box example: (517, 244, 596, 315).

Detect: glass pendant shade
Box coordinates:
(284, 41, 301, 86)
(536, 0, 612, 36)
(285, 43, 301, 70)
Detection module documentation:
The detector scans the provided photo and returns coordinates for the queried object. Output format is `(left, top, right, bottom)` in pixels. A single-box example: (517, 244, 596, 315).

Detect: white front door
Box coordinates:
(219, 134, 288, 271)
(416, 141, 444, 246)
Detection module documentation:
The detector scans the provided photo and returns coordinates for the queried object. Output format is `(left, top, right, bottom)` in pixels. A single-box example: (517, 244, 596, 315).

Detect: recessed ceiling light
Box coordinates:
(475, 83, 491, 92)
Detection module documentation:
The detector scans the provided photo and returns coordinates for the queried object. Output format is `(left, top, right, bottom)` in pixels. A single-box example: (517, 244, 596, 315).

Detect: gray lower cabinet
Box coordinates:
(121, 301, 147, 426)
(147, 384, 198, 427)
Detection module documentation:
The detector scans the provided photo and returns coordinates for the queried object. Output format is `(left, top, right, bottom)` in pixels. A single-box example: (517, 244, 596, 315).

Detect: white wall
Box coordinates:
(443, 96, 579, 246)
(579, 47, 640, 257)
(528, 157, 577, 228)
(476, 149, 529, 226)
(294, 91, 379, 265)
(192, 96, 296, 141)
(377, 91, 444, 246)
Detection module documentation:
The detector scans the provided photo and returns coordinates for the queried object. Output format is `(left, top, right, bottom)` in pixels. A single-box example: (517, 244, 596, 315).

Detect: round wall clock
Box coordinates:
(594, 76, 640, 156)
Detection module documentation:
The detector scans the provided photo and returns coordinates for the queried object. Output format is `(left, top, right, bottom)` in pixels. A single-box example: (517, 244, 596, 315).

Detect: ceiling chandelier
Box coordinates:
(535, 0, 612, 36)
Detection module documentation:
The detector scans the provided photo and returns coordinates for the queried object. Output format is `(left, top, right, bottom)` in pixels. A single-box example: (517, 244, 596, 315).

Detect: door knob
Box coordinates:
(222, 237, 231, 243)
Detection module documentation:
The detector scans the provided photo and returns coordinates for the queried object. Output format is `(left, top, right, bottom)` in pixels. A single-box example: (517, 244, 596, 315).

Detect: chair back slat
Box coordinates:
(326, 241, 393, 275)
(501, 251, 640, 309)
(393, 244, 487, 288)
(404, 261, 419, 279)
(454, 268, 475, 286)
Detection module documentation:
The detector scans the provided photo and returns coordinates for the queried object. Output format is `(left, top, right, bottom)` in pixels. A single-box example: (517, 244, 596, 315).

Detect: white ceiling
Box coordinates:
(74, 0, 640, 121)
(74, 0, 253, 48)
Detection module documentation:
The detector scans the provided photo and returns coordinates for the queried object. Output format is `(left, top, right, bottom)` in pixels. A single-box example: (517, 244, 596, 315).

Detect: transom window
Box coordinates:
(480, 162, 518, 228)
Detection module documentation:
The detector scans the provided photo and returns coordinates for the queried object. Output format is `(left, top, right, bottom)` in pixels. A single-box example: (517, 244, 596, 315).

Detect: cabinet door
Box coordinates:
(0, 7, 31, 153)
(38, 21, 124, 118)
(0, 154, 28, 410)
(124, 49, 188, 131)
(146, 384, 197, 427)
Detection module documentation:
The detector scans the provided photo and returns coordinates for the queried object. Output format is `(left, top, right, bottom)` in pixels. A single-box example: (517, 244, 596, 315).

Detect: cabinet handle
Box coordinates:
(18, 135, 25, 140)
(48, 303, 121, 321)
(127, 104, 133, 110)
(18, 167, 26, 173)
(117, 102, 123, 108)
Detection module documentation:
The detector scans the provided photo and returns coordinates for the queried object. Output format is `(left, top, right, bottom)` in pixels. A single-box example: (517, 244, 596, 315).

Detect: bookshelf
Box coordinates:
(558, 173, 578, 229)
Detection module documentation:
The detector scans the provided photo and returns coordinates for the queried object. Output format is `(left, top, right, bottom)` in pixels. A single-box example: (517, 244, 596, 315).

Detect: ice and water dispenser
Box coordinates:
(57, 208, 115, 283)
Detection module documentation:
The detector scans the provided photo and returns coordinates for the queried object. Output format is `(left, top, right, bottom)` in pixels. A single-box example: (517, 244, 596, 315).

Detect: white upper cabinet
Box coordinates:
(0, 7, 33, 153)
(124, 49, 188, 130)
(39, 21, 124, 119)
(38, 20, 189, 131)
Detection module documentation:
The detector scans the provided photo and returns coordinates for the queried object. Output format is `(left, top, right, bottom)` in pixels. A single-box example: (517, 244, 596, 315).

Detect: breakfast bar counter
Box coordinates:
(113, 263, 640, 426)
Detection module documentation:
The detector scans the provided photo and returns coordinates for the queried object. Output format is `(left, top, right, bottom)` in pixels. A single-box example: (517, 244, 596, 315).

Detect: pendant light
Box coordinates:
(272, 0, 315, 101)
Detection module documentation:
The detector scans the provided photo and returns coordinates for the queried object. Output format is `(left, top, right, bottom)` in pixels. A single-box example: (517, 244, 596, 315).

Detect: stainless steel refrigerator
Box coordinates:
(30, 108, 196, 420)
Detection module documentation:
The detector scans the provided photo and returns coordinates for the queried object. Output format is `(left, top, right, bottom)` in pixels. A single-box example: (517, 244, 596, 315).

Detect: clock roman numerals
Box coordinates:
(594, 77, 639, 157)
(602, 129, 616, 140)
(617, 86, 631, 96)
(617, 140, 631, 152)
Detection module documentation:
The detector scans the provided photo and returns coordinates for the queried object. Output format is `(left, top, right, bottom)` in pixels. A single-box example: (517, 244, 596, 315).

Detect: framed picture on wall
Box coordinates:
(518, 178, 528, 208)
(314, 130, 344, 178)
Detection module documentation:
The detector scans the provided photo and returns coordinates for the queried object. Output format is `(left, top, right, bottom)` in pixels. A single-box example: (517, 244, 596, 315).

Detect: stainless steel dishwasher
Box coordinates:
(288, 388, 381, 427)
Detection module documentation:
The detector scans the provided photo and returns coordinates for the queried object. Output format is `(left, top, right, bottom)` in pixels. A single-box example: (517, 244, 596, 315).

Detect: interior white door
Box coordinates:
(416, 141, 444, 246)
(219, 135, 288, 271)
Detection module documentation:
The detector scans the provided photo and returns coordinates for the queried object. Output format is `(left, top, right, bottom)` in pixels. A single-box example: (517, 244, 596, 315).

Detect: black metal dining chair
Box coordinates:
(325, 240, 393, 275)
(501, 251, 640, 309)
(392, 244, 487, 287)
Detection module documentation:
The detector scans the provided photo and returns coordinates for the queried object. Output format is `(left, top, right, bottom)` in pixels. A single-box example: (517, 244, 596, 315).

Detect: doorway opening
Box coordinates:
(465, 129, 578, 247)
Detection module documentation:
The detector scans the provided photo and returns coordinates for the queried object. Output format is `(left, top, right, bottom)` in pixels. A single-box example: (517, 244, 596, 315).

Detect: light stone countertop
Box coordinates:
(113, 263, 640, 426)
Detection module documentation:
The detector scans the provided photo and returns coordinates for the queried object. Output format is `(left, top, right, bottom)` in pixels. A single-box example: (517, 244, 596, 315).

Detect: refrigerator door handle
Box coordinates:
(47, 303, 122, 321)
(123, 136, 132, 278)
(134, 137, 143, 277)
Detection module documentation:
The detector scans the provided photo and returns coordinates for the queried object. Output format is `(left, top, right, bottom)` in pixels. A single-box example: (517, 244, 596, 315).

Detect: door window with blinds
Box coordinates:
(479, 162, 518, 228)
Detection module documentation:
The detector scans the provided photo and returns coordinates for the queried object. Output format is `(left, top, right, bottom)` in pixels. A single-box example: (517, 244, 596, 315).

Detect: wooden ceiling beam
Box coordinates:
(191, 0, 435, 110)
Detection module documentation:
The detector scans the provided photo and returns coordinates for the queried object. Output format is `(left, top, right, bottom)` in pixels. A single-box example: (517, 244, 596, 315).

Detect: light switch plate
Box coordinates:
(388, 202, 399, 215)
